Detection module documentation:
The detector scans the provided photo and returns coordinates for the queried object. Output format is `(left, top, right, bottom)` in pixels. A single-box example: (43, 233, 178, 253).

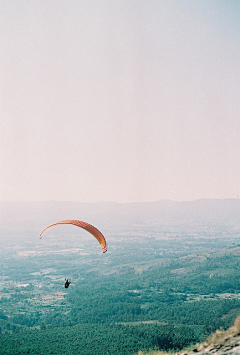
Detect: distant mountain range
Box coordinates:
(0, 199, 239, 234)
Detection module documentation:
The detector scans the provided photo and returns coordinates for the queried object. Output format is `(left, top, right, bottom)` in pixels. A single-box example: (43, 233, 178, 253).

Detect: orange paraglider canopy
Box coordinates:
(40, 220, 108, 253)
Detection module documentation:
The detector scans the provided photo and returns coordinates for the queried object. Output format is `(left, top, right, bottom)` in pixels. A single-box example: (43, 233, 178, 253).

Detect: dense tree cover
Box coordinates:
(0, 322, 204, 355)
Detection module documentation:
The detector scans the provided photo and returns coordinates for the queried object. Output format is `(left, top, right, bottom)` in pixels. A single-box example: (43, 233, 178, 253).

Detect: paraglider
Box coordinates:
(40, 220, 108, 288)
(65, 278, 71, 288)
(40, 219, 108, 253)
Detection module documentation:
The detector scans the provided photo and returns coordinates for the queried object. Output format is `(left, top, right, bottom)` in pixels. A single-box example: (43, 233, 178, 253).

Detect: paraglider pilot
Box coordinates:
(65, 278, 71, 288)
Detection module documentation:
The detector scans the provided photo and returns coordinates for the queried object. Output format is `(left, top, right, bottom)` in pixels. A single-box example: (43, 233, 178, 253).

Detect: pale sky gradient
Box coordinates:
(0, 0, 239, 203)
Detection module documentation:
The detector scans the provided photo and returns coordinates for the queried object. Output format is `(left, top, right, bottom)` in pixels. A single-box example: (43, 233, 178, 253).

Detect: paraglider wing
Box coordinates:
(40, 220, 108, 253)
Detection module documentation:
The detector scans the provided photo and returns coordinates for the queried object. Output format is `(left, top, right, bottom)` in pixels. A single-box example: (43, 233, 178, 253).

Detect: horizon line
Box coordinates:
(0, 197, 239, 204)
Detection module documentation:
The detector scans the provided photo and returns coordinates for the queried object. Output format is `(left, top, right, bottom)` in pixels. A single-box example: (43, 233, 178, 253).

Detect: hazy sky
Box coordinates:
(0, 0, 239, 203)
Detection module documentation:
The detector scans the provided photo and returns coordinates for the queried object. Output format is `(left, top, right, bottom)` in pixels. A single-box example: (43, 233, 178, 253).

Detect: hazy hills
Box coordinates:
(0, 199, 239, 232)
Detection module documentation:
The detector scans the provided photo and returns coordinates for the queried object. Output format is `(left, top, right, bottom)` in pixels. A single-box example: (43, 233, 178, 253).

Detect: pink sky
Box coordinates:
(0, 0, 239, 202)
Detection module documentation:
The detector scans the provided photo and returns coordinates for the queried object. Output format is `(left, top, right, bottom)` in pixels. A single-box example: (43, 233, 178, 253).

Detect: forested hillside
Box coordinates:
(1, 244, 240, 354)
(0, 200, 239, 354)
